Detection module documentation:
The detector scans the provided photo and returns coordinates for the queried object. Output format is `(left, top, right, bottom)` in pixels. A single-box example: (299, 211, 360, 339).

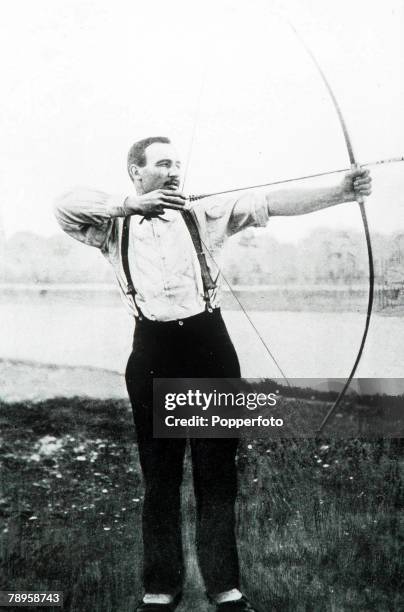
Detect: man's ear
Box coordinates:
(129, 163, 140, 181)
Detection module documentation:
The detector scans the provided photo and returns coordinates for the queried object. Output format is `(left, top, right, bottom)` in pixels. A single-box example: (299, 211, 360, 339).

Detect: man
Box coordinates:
(54, 136, 371, 611)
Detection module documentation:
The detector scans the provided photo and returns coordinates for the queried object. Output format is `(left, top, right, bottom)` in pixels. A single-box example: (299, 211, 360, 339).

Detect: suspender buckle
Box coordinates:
(126, 283, 135, 295)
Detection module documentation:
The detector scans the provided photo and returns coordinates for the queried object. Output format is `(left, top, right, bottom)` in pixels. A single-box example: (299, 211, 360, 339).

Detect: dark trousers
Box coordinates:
(125, 309, 241, 596)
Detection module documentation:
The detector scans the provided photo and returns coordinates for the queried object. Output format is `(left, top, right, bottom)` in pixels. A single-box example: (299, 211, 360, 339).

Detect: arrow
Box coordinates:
(188, 156, 404, 202)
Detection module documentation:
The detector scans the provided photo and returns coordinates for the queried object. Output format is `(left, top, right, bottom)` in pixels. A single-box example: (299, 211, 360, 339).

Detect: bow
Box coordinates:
(285, 22, 374, 434)
(183, 18, 384, 424)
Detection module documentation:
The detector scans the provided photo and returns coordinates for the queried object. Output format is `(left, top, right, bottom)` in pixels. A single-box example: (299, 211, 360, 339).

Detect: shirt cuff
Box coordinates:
(253, 193, 271, 227)
(105, 193, 131, 217)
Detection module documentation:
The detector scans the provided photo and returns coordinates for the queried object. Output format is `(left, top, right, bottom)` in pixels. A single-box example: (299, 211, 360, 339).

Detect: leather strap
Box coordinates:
(121, 216, 143, 317)
(181, 209, 216, 311)
(121, 212, 217, 315)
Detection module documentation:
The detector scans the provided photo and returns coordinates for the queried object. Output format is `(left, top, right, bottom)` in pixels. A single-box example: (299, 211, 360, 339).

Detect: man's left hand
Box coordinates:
(341, 168, 372, 202)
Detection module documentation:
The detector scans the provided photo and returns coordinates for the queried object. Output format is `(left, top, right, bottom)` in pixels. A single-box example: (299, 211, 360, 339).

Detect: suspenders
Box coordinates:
(121, 216, 144, 318)
(120, 212, 216, 316)
(180, 209, 216, 312)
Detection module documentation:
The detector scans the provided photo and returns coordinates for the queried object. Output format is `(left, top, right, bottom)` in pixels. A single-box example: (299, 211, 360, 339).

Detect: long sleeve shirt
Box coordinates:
(54, 189, 271, 321)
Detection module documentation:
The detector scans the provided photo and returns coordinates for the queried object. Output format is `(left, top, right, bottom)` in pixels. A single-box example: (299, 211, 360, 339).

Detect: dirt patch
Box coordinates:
(0, 359, 127, 402)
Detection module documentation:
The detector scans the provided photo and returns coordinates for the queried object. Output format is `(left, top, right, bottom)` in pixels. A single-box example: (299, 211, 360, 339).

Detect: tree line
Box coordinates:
(1, 228, 403, 286)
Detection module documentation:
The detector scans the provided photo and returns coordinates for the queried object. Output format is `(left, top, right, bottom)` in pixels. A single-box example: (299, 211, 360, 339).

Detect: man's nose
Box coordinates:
(168, 165, 180, 177)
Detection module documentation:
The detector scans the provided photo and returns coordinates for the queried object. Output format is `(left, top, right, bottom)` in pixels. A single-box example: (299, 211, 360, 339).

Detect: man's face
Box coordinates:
(134, 142, 182, 194)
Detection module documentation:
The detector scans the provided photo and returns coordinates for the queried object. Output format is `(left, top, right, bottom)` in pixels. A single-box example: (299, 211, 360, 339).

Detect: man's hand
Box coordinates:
(124, 190, 187, 217)
(341, 168, 372, 203)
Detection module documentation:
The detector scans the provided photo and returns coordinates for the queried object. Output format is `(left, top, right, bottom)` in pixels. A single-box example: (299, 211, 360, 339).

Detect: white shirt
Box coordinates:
(54, 188, 271, 321)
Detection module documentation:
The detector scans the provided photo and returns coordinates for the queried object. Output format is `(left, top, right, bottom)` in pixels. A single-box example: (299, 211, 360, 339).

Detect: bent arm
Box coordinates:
(54, 188, 128, 249)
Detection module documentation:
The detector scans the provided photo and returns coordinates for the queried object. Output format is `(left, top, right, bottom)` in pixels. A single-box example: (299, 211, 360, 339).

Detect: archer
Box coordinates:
(54, 136, 371, 612)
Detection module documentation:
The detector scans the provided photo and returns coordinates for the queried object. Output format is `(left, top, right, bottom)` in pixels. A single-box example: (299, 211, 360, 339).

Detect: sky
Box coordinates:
(0, 0, 403, 242)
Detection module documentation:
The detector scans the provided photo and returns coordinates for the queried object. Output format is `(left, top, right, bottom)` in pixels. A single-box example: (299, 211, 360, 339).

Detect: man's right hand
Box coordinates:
(124, 190, 187, 216)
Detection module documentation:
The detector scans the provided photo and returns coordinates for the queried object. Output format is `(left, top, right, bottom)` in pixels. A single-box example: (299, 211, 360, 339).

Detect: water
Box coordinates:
(0, 293, 402, 380)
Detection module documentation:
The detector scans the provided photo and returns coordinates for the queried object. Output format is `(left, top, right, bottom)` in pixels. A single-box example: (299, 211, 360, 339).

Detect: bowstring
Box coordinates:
(180, 64, 208, 194)
(197, 231, 291, 385)
(180, 33, 290, 385)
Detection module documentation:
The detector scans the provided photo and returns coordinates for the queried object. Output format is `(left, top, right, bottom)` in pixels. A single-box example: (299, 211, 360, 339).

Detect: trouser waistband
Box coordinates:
(135, 307, 221, 331)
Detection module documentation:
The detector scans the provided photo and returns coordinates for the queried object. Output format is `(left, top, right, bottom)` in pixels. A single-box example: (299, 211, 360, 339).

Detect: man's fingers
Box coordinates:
(162, 203, 188, 211)
(353, 178, 372, 197)
(161, 196, 187, 207)
(351, 168, 370, 179)
(353, 174, 372, 184)
(353, 176, 372, 187)
(352, 168, 372, 198)
(354, 181, 372, 190)
(160, 189, 186, 200)
(154, 189, 187, 209)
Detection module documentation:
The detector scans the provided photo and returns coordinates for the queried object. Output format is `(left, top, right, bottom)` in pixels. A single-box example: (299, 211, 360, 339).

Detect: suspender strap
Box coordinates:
(121, 216, 143, 317)
(181, 209, 216, 311)
(121, 211, 217, 315)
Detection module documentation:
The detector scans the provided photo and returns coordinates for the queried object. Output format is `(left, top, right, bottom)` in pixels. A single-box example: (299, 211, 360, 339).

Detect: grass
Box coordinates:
(0, 398, 402, 612)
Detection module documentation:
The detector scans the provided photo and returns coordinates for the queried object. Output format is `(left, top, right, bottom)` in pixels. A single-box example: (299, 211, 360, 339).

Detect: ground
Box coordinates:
(0, 361, 402, 611)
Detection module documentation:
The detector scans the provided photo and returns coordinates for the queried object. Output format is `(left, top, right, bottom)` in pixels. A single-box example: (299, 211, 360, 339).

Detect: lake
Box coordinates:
(0, 290, 402, 382)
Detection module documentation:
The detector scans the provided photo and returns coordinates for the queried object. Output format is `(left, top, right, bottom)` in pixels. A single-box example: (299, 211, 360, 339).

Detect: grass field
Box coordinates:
(0, 397, 402, 612)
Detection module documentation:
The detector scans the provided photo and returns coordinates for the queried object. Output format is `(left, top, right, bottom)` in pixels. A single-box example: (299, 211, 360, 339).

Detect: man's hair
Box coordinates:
(127, 136, 171, 179)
